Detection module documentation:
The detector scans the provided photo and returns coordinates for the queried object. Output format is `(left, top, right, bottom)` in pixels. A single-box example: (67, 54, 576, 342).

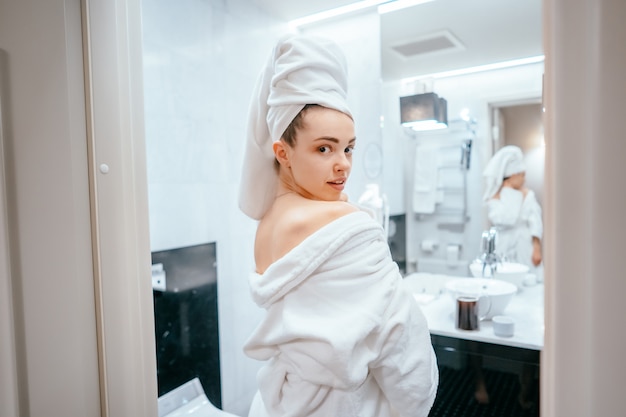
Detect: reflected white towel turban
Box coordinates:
(238, 34, 352, 220)
(482, 145, 526, 201)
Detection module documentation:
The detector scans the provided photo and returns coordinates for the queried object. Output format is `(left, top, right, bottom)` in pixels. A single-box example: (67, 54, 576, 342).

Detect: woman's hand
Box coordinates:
(531, 237, 542, 266)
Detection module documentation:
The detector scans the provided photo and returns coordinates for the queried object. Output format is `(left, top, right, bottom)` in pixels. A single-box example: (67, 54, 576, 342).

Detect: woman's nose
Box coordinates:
(335, 153, 351, 171)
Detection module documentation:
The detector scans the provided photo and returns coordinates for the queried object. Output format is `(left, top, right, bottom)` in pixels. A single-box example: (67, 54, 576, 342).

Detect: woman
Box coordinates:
(483, 145, 543, 275)
(481, 145, 543, 408)
(239, 35, 438, 417)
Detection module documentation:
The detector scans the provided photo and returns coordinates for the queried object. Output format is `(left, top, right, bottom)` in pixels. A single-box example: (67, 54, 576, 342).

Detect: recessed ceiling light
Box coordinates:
(378, 0, 435, 14)
(401, 55, 545, 82)
(289, 0, 389, 28)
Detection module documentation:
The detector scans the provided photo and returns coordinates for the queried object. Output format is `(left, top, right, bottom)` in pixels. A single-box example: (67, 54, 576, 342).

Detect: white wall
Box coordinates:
(542, 0, 626, 415)
(1, 0, 160, 415)
(141, 1, 287, 413)
(0, 0, 101, 415)
(0, 38, 21, 417)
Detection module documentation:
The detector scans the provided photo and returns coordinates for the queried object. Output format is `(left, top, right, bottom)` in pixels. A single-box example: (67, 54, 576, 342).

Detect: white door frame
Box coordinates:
(82, 0, 158, 415)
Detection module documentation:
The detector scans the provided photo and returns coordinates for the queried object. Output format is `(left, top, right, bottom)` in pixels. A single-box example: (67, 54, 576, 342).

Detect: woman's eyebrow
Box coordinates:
(313, 137, 357, 143)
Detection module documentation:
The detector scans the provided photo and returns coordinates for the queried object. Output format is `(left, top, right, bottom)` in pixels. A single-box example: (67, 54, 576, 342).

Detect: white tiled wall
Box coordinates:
(142, 1, 286, 414)
(141, 2, 382, 415)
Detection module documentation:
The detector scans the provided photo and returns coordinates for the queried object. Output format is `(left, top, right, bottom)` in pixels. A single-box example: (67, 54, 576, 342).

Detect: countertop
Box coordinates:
(408, 276, 544, 351)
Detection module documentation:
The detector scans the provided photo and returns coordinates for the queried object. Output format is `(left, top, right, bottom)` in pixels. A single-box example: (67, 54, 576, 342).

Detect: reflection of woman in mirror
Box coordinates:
(238, 35, 438, 417)
(483, 145, 543, 279)
(478, 145, 543, 408)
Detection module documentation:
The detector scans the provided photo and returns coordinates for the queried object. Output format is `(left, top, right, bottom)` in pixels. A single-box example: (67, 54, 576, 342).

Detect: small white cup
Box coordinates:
(492, 315, 515, 337)
(523, 273, 537, 287)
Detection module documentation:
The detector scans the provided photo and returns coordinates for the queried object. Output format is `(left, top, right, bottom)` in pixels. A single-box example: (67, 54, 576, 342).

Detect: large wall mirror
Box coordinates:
(379, 1, 544, 415)
(378, 0, 543, 272)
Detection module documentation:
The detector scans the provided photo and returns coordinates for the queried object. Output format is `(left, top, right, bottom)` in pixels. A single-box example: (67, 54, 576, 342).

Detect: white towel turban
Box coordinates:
(482, 145, 526, 201)
(238, 34, 352, 220)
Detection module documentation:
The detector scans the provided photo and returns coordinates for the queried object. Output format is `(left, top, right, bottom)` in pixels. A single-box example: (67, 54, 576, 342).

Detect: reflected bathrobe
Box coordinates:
(486, 187, 544, 278)
(244, 211, 438, 417)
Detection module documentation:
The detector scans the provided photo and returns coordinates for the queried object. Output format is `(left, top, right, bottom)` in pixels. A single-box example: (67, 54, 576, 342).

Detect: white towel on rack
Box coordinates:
(413, 145, 439, 214)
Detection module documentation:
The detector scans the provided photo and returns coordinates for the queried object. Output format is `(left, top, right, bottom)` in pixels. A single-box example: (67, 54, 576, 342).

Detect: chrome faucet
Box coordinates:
(479, 227, 501, 277)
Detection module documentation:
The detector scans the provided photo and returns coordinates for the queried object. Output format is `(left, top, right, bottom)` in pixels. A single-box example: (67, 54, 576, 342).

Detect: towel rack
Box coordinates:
(413, 119, 476, 223)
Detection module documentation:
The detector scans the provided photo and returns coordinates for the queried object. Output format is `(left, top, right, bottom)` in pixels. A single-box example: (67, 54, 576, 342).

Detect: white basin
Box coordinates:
(446, 277, 517, 319)
(494, 262, 530, 289)
(469, 261, 530, 290)
(402, 273, 454, 305)
(469, 261, 489, 278)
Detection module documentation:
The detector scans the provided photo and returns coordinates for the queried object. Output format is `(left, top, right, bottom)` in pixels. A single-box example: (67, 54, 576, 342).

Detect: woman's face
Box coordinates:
(507, 171, 526, 189)
(283, 106, 355, 201)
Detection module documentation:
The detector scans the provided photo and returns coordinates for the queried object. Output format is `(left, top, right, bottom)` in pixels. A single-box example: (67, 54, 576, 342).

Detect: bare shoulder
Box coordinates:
(291, 199, 358, 229)
(254, 198, 358, 273)
(274, 199, 358, 249)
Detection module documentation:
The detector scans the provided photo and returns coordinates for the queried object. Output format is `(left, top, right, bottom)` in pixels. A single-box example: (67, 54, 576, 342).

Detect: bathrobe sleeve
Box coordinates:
(521, 190, 543, 239)
(370, 286, 439, 417)
(486, 187, 524, 226)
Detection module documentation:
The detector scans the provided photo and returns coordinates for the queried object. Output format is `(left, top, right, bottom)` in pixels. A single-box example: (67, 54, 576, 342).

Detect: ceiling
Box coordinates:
(251, 0, 543, 81)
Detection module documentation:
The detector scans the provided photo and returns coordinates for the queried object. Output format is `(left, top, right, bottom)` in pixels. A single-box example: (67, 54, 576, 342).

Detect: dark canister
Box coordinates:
(456, 295, 480, 330)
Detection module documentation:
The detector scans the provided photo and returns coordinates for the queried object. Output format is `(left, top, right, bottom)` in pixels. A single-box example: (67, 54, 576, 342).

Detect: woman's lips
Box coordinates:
(327, 179, 346, 191)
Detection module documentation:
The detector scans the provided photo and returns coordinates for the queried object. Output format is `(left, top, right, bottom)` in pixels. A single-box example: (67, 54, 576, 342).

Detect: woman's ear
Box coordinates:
(273, 140, 290, 168)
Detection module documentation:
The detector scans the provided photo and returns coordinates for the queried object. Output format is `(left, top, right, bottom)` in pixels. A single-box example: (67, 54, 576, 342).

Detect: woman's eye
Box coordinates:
(318, 146, 330, 153)
(345, 146, 354, 154)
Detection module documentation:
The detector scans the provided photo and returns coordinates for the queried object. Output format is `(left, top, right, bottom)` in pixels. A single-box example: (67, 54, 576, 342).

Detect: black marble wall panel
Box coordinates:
(152, 242, 221, 408)
(388, 214, 407, 275)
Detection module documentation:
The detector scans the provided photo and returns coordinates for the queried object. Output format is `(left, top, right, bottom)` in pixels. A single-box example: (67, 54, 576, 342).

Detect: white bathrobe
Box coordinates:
(244, 211, 438, 417)
(486, 187, 543, 277)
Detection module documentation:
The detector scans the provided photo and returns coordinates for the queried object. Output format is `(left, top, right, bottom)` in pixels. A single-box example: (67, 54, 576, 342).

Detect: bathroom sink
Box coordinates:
(446, 277, 517, 319)
(469, 261, 489, 278)
(493, 262, 530, 288)
(402, 273, 454, 304)
(469, 261, 530, 290)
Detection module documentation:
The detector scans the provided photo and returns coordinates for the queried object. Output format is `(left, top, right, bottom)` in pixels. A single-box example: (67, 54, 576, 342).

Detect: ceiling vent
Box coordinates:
(391, 30, 465, 59)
